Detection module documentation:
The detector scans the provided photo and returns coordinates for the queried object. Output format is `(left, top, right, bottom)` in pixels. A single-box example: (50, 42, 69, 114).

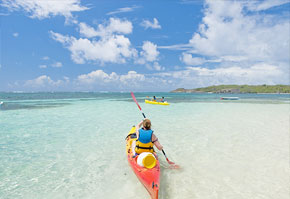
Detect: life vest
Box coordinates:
(135, 128, 154, 154)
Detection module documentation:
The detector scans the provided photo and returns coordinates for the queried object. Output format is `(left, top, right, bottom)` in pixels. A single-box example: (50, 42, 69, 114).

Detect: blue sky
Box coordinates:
(1, 0, 289, 92)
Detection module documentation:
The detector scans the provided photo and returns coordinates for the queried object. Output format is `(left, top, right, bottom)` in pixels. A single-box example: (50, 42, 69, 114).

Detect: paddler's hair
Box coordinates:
(143, 119, 151, 130)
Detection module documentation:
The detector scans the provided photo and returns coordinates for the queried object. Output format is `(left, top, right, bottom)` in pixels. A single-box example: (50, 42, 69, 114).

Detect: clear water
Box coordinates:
(0, 92, 289, 199)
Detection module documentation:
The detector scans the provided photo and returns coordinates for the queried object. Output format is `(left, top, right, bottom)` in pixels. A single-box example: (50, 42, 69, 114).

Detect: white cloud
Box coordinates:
(79, 22, 99, 38)
(140, 18, 161, 29)
(153, 63, 288, 88)
(119, 71, 145, 84)
(39, 64, 47, 69)
(16, 62, 289, 91)
(77, 70, 145, 85)
(246, 0, 290, 11)
(79, 18, 133, 38)
(107, 6, 140, 15)
(24, 75, 69, 88)
(188, 0, 289, 64)
(52, 62, 63, 68)
(164, 0, 290, 86)
(146, 62, 165, 71)
(75, 69, 173, 91)
(77, 70, 119, 84)
(1, 0, 88, 21)
(76, 70, 148, 90)
(50, 18, 136, 64)
(49, 31, 71, 43)
(42, 56, 49, 60)
(161, 0, 289, 81)
(180, 53, 205, 66)
(51, 31, 136, 64)
(136, 41, 159, 64)
(13, 32, 19, 37)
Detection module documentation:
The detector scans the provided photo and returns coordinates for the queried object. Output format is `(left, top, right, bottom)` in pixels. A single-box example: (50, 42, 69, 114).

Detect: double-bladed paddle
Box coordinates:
(131, 92, 180, 169)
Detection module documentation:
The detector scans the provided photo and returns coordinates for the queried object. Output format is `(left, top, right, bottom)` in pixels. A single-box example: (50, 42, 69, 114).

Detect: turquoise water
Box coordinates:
(0, 92, 289, 199)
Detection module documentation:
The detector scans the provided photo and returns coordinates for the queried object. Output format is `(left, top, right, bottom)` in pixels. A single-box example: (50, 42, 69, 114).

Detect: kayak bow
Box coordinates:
(126, 126, 160, 199)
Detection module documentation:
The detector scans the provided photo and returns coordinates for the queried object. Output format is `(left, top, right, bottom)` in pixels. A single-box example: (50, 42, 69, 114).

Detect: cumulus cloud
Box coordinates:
(165, 0, 290, 87)
(79, 22, 99, 38)
(1, 0, 88, 21)
(188, 0, 289, 64)
(75, 69, 176, 91)
(140, 18, 161, 29)
(153, 62, 288, 89)
(146, 62, 165, 71)
(51, 18, 162, 67)
(106, 6, 140, 15)
(50, 18, 136, 64)
(13, 32, 19, 37)
(136, 41, 160, 65)
(16, 61, 289, 91)
(180, 53, 205, 66)
(162, 0, 289, 79)
(24, 75, 69, 89)
(51, 31, 136, 64)
(77, 70, 119, 84)
(79, 18, 133, 38)
(76, 70, 148, 90)
(77, 70, 144, 84)
(119, 71, 145, 85)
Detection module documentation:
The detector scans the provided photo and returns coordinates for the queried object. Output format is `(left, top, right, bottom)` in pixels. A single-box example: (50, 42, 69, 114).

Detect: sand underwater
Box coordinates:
(0, 92, 289, 199)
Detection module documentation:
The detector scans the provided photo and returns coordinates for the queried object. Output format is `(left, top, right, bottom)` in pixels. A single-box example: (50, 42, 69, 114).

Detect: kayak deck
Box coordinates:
(145, 99, 169, 105)
(126, 126, 160, 199)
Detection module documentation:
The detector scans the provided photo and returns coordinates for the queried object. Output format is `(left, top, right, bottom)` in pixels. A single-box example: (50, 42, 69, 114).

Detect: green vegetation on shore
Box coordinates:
(171, 85, 290, 93)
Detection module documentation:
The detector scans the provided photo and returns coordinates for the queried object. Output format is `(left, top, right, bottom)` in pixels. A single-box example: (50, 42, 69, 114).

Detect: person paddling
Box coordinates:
(132, 119, 163, 157)
(152, 96, 157, 102)
(160, 96, 165, 102)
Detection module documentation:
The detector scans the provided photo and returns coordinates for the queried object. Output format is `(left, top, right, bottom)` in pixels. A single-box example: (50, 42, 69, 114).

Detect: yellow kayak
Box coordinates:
(145, 99, 170, 105)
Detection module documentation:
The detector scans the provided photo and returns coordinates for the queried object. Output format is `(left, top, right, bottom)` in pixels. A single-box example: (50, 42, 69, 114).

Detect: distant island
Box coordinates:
(170, 85, 290, 94)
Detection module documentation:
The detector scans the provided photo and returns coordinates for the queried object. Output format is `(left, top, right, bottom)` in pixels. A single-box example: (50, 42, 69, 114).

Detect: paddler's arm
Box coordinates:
(135, 120, 143, 139)
(152, 134, 163, 150)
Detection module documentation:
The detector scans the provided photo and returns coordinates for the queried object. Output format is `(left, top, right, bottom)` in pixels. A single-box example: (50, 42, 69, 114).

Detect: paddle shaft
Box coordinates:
(161, 149, 170, 162)
(131, 92, 174, 165)
(131, 92, 146, 118)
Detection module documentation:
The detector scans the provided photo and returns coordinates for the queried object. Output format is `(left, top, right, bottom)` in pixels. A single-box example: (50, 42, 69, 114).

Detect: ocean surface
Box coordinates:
(0, 92, 289, 199)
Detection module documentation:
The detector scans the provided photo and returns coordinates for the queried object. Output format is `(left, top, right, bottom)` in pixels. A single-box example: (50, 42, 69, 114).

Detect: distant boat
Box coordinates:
(0, 101, 3, 106)
(221, 97, 239, 100)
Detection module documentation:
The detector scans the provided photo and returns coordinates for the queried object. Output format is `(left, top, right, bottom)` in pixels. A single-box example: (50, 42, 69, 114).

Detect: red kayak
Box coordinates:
(126, 126, 160, 199)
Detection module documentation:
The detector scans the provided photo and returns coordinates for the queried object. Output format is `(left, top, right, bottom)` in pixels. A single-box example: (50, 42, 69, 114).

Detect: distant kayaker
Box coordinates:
(132, 119, 163, 157)
(160, 97, 165, 102)
(152, 96, 156, 101)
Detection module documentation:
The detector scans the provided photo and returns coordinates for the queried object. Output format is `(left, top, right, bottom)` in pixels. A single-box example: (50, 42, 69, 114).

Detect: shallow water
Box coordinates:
(0, 93, 289, 199)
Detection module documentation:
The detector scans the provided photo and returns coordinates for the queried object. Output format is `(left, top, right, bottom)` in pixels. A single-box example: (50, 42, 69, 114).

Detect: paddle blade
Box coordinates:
(131, 92, 142, 111)
(166, 159, 180, 169)
(169, 164, 180, 169)
(166, 159, 175, 165)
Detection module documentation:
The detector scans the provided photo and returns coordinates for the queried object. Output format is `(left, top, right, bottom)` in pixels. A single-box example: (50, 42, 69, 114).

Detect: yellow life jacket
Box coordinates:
(135, 128, 154, 154)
